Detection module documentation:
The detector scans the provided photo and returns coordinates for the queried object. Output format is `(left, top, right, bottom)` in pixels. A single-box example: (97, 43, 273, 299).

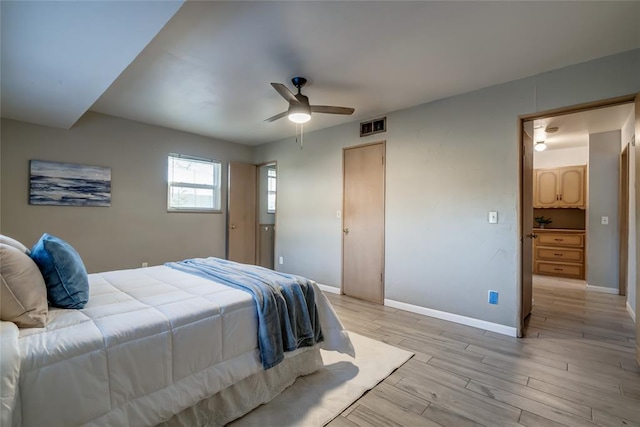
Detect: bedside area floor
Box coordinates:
(325, 275, 638, 426)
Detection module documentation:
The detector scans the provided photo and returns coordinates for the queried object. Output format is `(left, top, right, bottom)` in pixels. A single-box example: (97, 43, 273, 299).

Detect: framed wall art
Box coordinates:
(29, 160, 111, 207)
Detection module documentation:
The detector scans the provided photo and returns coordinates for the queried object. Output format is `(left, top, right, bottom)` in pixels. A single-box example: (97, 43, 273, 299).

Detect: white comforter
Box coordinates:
(0, 266, 353, 427)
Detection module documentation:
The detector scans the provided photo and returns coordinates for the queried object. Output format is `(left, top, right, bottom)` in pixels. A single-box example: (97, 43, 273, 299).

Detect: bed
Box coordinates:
(1, 258, 353, 427)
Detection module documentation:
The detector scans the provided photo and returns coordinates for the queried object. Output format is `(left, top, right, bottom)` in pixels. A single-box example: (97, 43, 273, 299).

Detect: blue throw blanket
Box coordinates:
(166, 257, 323, 369)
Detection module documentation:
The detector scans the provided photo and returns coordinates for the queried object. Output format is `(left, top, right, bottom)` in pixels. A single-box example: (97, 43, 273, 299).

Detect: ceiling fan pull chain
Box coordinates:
(301, 123, 304, 149)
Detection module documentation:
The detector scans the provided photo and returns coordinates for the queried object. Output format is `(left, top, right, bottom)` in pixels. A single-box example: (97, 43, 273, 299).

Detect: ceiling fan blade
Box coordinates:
(264, 111, 288, 122)
(310, 105, 355, 115)
(271, 83, 299, 104)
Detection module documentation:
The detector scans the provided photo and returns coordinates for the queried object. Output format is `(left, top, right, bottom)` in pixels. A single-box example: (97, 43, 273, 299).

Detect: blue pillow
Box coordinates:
(30, 233, 89, 309)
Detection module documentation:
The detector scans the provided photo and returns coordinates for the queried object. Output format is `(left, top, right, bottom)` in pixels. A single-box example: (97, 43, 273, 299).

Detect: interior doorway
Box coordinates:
(256, 162, 277, 269)
(227, 161, 277, 269)
(517, 96, 634, 336)
(342, 141, 385, 304)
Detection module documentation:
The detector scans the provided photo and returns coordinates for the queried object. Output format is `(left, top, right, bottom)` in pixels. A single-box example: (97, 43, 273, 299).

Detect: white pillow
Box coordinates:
(0, 235, 30, 255)
(0, 244, 47, 328)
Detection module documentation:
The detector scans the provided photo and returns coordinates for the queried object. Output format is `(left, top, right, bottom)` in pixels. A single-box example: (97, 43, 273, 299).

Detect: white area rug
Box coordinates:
(230, 332, 414, 427)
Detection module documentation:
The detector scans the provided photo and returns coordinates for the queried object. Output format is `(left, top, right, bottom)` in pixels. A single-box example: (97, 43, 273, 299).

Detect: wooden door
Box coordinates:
(634, 94, 640, 366)
(227, 162, 256, 264)
(521, 121, 534, 329)
(534, 169, 559, 207)
(342, 142, 385, 303)
(619, 146, 629, 296)
(558, 166, 585, 207)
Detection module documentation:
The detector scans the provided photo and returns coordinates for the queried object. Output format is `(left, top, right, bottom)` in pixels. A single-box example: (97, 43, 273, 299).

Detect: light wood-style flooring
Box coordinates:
(326, 275, 639, 427)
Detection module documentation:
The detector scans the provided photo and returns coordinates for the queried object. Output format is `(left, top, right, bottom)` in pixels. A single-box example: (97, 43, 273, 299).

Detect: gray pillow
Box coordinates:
(0, 244, 47, 328)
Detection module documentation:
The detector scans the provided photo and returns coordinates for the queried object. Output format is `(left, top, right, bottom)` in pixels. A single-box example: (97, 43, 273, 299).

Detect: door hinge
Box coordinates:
(381, 272, 383, 282)
(382, 156, 385, 165)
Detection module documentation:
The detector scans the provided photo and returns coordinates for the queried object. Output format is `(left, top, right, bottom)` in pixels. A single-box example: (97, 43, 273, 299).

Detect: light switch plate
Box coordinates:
(336, 210, 341, 219)
(488, 211, 498, 224)
(601, 216, 609, 225)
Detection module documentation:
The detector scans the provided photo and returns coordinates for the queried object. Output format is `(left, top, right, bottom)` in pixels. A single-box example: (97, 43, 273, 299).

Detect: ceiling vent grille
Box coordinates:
(360, 117, 386, 137)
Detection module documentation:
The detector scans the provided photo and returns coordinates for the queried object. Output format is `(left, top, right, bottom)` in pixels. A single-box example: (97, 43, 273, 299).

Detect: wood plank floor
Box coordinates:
(326, 275, 639, 427)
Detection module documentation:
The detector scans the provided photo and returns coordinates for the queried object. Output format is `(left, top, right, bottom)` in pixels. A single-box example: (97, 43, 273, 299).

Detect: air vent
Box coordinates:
(360, 117, 386, 137)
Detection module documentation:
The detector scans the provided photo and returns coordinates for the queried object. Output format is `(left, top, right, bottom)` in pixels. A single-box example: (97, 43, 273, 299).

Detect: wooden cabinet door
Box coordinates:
(534, 166, 586, 209)
(558, 166, 585, 208)
(534, 170, 559, 207)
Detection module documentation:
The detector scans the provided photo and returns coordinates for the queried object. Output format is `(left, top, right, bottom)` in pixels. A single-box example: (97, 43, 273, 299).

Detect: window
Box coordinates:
(267, 168, 276, 213)
(167, 153, 221, 211)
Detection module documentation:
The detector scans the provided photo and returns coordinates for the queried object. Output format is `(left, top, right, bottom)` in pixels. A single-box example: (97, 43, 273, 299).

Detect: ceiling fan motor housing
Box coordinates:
(291, 76, 307, 91)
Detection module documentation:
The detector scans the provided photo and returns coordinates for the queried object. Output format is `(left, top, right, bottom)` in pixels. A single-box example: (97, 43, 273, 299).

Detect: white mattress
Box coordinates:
(2, 265, 352, 427)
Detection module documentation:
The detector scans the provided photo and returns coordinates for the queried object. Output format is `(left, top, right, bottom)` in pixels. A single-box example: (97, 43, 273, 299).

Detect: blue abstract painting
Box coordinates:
(30, 160, 111, 207)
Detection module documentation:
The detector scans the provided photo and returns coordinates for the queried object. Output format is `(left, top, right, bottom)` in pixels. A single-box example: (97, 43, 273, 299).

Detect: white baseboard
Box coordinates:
(586, 284, 619, 294)
(317, 284, 341, 294)
(627, 301, 636, 323)
(384, 299, 517, 337)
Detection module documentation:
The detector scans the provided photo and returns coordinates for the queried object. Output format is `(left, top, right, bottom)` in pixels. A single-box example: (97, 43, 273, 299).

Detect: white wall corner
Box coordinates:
(317, 284, 341, 294)
(627, 301, 636, 323)
(585, 284, 620, 294)
(384, 299, 517, 337)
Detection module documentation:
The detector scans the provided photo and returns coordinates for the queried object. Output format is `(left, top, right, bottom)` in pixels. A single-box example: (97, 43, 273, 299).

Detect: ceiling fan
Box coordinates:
(265, 77, 355, 124)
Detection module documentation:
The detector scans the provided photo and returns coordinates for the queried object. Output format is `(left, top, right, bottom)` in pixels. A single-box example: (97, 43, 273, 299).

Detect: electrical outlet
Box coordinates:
(278, 256, 284, 265)
(142, 262, 148, 268)
(488, 290, 499, 305)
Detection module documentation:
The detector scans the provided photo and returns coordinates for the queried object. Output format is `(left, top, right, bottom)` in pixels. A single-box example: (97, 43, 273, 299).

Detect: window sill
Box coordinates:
(167, 209, 223, 214)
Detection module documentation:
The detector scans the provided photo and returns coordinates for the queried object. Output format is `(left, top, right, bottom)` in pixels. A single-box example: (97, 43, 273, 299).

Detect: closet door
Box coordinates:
(342, 142, 385, 304)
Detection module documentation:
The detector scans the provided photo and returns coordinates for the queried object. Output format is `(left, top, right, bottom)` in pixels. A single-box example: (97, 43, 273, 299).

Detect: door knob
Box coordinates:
(343, 228, 349, 235)
(526, 233, 538, 239)
(231, 224, 237, 229)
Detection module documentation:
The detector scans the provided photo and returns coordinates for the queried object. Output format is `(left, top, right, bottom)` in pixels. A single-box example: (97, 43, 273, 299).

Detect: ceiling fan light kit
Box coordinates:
(265, 76, 355, 124)
(287, 103, 311, 124)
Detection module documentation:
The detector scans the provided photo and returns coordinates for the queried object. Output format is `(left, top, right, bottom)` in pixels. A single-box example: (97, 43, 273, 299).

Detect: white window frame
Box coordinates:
(267, 168, 276, 214)
(167, 153, 222, 213)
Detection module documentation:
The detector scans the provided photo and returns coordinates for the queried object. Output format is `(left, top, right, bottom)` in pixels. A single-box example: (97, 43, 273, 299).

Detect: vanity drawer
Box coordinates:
(535, 261, 583, 279)
(535, 247, 584, 263)
(537, 233, 584, 248)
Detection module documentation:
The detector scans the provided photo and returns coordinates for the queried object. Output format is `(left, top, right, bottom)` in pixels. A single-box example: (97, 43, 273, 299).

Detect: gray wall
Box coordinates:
(254, 49, 640, 329)
(0, 112, 252, 272)
(588, 131, 621, 289)
(1, 50, 638, 331)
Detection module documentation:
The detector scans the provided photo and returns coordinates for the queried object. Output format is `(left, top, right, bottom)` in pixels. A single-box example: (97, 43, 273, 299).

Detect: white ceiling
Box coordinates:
(0, 1, 183, 129)
(2, 1, 639, 146)
(533, 103, 634, 150)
